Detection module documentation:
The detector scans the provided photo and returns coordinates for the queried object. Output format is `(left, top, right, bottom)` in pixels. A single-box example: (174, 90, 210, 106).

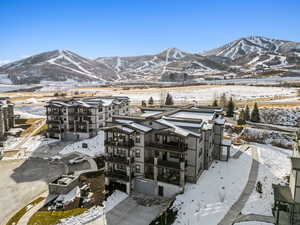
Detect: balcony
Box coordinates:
(157, 159, 182, 170)
(105, 138, 134, 148)
(105, 171, 130, 182)
(157, 173, 180, 186)
(46, 111, 63, 116)
(47, 120, 63, 124)
(146, 142, 188, 153)
(105, 155, 134, 165)
(48, 127, 62, 133)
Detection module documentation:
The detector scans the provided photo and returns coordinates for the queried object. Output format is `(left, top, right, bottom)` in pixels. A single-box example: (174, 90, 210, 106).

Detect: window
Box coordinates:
(135, 164, 141, 173)
(170, 153, 179, 158)
(135, 134, 140, 143)
(199, 148, 202, 157)
(135, 149, 140, 158)
(117, 164, 126, 170)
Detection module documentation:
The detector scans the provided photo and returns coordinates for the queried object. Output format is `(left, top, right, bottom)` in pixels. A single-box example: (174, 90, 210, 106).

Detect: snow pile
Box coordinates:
(56, 187, 80, 204)
(172, 149, 252, 225)
(260, 108, 300, 126)
(240, 127, 294, 149)
(242, 144, 291, 216)
(59, 190, 128, 225)
(60, 131, 104, 157)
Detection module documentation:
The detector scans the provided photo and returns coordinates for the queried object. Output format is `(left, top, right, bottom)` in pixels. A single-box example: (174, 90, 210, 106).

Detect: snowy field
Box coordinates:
(112, 85, 296, 104)
(242, 143, 291, 216)
(15, 105, 46, 118)
(59, 131, 104, 157)
(172, 147, 252, 225)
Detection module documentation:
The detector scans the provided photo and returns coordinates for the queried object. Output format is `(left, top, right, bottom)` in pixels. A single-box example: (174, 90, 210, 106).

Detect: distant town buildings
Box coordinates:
(45, 96, 129, 140)
(103, 105, 230, 197)
(273, 131, 300, 225)
(0, 98, 15, 145)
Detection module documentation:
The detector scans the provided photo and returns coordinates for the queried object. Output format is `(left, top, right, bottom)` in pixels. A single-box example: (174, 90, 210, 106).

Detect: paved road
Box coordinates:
(218, 146, 259, 225)
(234, 213, 275, 224)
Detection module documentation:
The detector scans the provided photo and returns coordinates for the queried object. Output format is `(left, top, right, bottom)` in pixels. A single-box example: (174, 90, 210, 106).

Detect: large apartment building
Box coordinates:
(273, 131, 300, 225)
(0, 98, 15, 144)
(46, 96, 129, 140)
(103, 105, 229, 197)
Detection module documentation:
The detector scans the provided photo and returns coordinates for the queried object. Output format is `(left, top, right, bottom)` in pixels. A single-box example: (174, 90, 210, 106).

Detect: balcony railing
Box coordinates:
(146, 142, 188, 152)
(48, 127, 62, 133)
(105, 138, 134, 148)
(157, 159, 182, 170)
(46, 111, 63, 115)
(105, 171, 130, 182)
(47, 120, 63, 124)
(105, 155, 134, 165)
(157, 174, 180, 186)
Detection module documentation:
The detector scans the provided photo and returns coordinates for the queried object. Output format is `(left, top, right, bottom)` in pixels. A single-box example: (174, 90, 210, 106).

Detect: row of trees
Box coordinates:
(212, 93, 260, 124)
(237, 103, 260, 125)
(141, 93, 174, 107)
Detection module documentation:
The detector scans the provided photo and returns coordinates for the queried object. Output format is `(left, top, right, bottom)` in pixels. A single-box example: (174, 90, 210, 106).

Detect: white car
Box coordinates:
(69, 156, 85, 165)
(49, 155, 61, 162)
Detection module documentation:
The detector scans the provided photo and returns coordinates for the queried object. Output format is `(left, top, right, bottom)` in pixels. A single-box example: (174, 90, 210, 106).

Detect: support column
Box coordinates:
(180, 159, 185, 187)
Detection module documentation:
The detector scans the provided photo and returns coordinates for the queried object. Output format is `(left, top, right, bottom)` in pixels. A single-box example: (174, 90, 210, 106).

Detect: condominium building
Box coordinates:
(273, 131, 300, 225)
(45, 96, 129, 140)
(0, 98, 15, 144)
(103, 105, 230, 197)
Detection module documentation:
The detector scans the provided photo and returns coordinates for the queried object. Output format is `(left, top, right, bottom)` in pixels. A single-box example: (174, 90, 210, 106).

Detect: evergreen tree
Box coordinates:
(245, 105, 250, 121)
(219, 93, 227, 107)
(165, 93, 174, 105)
(237, 109, 246, 125)
(251, 102, 260, 122)
(141, 100, 147, 107)
(148, 97, 154, 105)
(212, 99, 218, 107)
(226, 97, 235, 117)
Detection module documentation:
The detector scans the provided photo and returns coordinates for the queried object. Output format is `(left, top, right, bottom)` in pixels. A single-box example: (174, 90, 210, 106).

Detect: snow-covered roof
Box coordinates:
(101, 99, 114, 106)
(162, 117, 203, 128)
(140, 110, 163, 117)
(156, 119, 200, 137)
(127, 122, 152, 132)
(169, 111, 214, 122)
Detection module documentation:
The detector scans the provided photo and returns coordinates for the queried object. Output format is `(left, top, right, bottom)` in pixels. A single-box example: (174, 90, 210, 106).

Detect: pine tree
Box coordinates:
(245, 105, 250, 121)
(237, 109, 246, 125)
(148, 97, 154, 105)
(219, 93, 227, 107)
(165, 93, 174, 105)
(226, 97, 235, 117)
(251, 102, 260, 122)
(212, 99, 218, 107)
(141, 100, 147, 107)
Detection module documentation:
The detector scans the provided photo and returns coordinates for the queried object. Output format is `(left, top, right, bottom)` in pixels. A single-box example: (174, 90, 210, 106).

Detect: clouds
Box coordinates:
(0, 60, 10, 66)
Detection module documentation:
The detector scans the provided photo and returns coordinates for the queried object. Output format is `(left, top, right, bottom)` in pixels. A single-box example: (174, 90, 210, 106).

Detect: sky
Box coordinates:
(0, 0, 300, 63)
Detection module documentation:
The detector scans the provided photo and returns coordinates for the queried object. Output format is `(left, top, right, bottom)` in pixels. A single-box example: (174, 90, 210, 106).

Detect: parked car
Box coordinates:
(69, 156, 85, 165)
(48, 155, 61, 162)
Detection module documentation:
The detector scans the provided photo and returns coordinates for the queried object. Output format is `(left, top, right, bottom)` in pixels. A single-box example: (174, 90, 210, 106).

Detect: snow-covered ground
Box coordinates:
(114, 85, 296, 104)
(242, 143, 291, 216)
(59, 131, 104, 157)
(15, 105, 46, 118)
(172, 147, 252, 225)
(240, 127, 293, 149)
(260, 107, 300, 126)
(235, 222, 272, 225)
(59, 190, 128, 225)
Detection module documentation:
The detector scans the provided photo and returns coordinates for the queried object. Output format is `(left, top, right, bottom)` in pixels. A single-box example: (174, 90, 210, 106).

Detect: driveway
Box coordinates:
(88, 193, 171, 225)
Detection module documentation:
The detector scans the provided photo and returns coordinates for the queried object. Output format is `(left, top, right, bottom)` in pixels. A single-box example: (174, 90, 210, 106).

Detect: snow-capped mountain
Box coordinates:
(96, 48, 229, 81)
(0, 50, 117, 84)
(202, 36, 300, 71)
(1, 36, 300, 85)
